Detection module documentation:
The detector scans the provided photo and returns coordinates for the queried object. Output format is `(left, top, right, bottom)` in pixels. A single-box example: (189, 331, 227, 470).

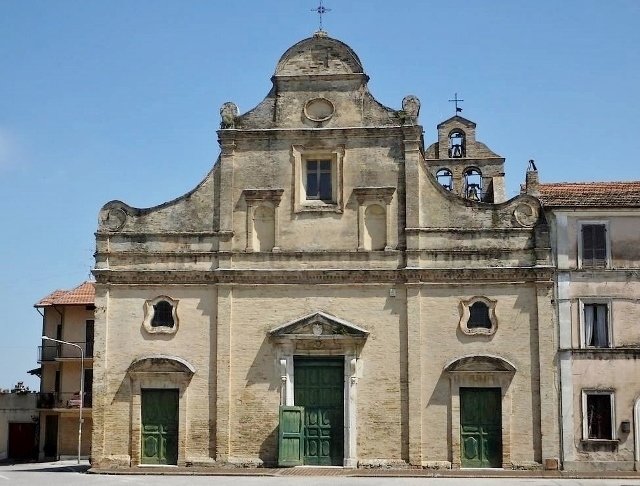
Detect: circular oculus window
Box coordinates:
(304, 98, 335, 122)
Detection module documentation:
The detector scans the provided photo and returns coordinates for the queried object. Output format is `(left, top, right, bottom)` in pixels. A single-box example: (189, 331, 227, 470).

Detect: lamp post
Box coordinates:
(41, 336, 84, 464)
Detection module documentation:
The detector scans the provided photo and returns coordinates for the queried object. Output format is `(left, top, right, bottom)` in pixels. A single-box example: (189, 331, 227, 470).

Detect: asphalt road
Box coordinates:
(1, 462, 640, 486)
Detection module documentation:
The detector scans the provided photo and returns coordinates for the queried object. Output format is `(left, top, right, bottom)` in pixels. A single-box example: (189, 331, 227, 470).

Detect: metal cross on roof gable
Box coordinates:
(311, 0, 331, 32)
(448, 92, 464, 115)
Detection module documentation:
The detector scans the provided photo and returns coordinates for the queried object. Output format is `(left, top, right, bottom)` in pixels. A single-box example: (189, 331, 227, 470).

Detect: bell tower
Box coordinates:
(424, 115, 507, 203)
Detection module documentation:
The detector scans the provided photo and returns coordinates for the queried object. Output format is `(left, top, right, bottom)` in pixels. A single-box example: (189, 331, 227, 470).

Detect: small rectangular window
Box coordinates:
(584, 392, 614, 440)
(583, 303, 609, 347)
(306, 159, 332, 201)
(581, 224, 607, 268)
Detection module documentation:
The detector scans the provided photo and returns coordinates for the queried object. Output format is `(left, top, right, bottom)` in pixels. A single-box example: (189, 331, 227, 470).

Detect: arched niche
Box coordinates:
(253, 205, 275, 252)
(364, 204, 386, 250)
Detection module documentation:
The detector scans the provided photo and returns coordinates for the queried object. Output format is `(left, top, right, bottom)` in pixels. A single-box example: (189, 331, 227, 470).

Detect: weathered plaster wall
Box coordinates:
(0, 393, 37, 460)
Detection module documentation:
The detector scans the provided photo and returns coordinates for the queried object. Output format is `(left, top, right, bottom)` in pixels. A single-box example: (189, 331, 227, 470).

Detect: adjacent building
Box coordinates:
(35, 281, 94, 460)
(91, 32, 559, 469)
(0, 383, 38, 461)
(535, 180, 640, 472)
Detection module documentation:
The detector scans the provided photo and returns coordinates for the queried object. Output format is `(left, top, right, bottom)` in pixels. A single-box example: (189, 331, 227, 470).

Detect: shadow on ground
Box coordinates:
(5, 464, 90, 473)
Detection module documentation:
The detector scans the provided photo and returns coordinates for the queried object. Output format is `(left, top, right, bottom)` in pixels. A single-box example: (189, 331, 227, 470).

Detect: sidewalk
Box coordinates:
(88, 465, 640, 479)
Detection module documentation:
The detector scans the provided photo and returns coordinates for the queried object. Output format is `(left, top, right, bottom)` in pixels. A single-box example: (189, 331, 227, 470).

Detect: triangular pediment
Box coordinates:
(268, 311, 369, 340)
(437, 115, 476, 129)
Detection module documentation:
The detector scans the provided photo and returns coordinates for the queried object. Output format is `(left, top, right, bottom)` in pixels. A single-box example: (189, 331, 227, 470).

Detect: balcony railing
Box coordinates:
(38, 341, 93, 362)
(37, 391, 92, 409)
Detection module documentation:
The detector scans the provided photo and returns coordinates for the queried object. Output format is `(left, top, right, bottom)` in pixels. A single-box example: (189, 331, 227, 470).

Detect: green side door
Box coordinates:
(460, 387, 502, 468)
(141, 389, 179, 465)
(294, 358, 344, 466)
(278, 406, 305, 466)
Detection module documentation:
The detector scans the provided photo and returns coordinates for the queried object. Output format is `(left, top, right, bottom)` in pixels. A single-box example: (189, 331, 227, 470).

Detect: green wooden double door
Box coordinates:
(279, 358, 344, 466)
(460, 387, 502, 468)
(141, 389, 179, 465)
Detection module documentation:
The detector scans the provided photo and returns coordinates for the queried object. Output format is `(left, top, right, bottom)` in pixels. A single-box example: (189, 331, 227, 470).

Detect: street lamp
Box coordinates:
(41, 336, 84, 464)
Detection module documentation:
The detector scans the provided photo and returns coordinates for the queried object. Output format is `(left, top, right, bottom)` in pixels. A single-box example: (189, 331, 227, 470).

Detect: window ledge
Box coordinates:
(580, 439, 618, 444)
(569, 347, 640, 356)
(462, 327, 495, 336)
(297, 203, 343, 214)
(146, 326, 177, 335)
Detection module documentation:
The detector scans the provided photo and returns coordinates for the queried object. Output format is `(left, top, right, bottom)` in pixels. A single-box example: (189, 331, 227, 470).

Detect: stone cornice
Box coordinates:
(92, 267, 554, 285)
(217, 126, 408, 140)
(353, 187, 396, 204)
(271, 73, 368, 82)
(406, 227, 534, 234)
(96, 231, 231, 238)
(243, 189, 285, 204)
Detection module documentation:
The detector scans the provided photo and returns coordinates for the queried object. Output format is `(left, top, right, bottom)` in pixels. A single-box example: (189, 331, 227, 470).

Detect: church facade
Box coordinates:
(91, 32, 559, 469)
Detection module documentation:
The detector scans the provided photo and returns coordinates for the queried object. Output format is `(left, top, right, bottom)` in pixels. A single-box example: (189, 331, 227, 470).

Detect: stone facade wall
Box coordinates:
(92, 33, 557, 470)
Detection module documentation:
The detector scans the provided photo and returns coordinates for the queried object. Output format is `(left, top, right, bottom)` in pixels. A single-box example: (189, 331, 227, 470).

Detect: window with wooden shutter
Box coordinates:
(581, 223, 607, 268)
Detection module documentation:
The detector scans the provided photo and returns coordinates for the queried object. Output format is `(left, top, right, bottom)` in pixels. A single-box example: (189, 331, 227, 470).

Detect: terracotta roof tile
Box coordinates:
(35, 281, 95, 307)
(538, 181, 640, 207)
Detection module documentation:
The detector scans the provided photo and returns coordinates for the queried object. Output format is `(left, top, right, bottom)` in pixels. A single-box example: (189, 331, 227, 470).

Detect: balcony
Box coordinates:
(38, 341, 93, 362)
(37, 391, 93, 409)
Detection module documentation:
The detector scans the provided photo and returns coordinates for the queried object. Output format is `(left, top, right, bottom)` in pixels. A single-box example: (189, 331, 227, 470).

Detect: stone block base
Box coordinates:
(358, 459, 410, 469)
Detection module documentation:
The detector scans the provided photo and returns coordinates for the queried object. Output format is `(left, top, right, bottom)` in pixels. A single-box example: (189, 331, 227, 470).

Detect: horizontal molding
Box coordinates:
(93, 267, 553, 285)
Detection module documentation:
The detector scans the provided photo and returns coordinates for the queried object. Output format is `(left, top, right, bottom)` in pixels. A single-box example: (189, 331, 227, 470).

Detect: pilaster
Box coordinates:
(406, 281, 423, 465)
(403, 127, 423, 266)
(215, 285, 232, 462)
(536, 282, 561, 464)
(91, 283, 109, 465)
(217, 132, 236, 265)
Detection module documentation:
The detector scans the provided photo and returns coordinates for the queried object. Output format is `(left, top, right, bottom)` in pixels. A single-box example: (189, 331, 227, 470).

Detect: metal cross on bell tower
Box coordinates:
(311, 0, 331, 32)
(448, 92, 464, 116)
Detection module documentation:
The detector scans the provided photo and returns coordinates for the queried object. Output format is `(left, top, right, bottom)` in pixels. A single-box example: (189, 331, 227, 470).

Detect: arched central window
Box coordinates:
(448, 130, 466, 158)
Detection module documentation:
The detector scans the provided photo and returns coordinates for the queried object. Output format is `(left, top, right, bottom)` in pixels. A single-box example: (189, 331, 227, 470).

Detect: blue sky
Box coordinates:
(1, 1, 639, 389)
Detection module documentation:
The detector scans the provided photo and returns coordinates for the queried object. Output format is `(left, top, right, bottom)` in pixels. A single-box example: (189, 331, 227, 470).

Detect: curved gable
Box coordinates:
(275, 34, 364, 76)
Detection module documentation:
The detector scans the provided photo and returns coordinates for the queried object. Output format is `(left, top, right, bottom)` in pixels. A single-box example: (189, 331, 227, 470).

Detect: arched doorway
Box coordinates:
(127, 355, 195, 466)
(444, 355, 516, 469)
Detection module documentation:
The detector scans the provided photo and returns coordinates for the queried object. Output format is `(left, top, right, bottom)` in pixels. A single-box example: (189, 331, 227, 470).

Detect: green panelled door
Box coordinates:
(294, 358, 344, 466)
(278, 406, 305, 466)
(460, 387, 502, 468)
(141, 389, 179, 465)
